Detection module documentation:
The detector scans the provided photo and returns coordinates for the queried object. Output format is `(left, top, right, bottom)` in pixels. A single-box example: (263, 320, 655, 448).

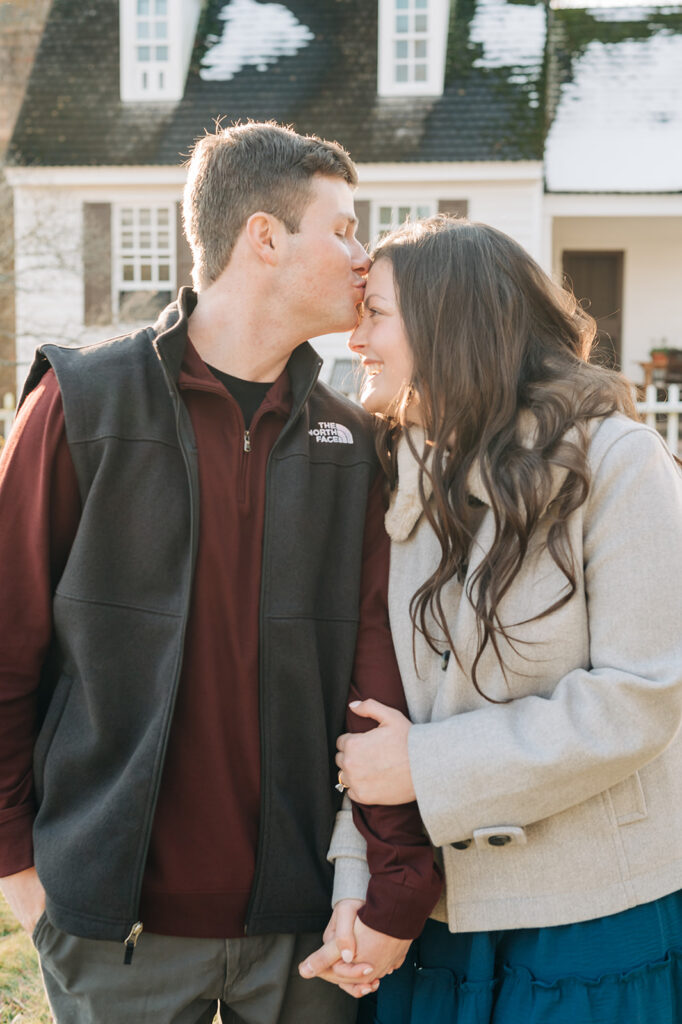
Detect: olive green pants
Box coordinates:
(33, 913, 356, 1024)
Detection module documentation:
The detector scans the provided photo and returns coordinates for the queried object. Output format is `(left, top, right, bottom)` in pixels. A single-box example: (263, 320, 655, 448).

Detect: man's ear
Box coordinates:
(244, 212, 281, 266)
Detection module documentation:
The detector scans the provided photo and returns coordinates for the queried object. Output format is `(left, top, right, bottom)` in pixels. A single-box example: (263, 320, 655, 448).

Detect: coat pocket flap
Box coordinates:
(607, 771, 648, 826)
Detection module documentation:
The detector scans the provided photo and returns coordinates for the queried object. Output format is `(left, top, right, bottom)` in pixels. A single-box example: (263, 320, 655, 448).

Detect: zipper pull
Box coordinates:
(243, 430, 251, 453)
(123, 921, 143, 965)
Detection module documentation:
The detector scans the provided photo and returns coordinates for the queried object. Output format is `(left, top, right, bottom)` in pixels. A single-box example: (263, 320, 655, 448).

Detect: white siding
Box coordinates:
(552, 215, 682, 384)
(12, 182, 183, 395)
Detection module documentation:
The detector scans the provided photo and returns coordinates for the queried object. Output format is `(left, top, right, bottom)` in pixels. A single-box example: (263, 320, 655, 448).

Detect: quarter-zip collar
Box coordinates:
(151, 286, 321, 423)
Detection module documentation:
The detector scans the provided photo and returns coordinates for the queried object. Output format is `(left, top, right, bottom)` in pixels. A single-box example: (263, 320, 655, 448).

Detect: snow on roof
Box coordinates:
(546, 21, 682, 190)
(470, 0, 547, 70)
(553, 0, 669, 7)
(200, 0, 314, 81)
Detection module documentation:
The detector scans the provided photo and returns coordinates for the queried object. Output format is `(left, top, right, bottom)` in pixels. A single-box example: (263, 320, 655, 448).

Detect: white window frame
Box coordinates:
(133, 0, 170, 97)
(377, 0, 450, 98)
(113, 202, 176, 319)
(371, 199, 437, 244)
(119, 0, 201, 102)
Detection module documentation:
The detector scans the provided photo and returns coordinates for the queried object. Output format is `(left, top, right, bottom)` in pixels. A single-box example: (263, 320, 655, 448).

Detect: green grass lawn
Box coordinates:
(0, 894, 51, 1023)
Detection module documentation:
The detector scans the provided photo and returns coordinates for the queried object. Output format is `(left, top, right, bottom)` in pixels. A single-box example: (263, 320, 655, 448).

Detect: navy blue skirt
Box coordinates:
(358, 889, 682, 1024)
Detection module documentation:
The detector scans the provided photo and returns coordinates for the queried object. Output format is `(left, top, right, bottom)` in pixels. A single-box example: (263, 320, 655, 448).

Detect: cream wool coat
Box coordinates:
(329, 414, 682, 932)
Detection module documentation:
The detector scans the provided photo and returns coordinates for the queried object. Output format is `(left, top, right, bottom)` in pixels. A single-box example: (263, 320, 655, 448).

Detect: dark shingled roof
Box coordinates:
(8, 0, 546, 167)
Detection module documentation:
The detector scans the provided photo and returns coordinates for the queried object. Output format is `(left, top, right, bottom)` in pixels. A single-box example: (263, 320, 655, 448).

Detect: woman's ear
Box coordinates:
(243, 211, 280, 266)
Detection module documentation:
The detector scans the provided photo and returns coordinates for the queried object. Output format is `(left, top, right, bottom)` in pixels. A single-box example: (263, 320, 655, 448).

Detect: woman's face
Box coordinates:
(348, 258, 416, 417)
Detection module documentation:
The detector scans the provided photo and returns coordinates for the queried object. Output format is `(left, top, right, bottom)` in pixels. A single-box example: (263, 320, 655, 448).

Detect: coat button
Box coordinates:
(488, 834, 511, 846)
(451, 839, 472, 850)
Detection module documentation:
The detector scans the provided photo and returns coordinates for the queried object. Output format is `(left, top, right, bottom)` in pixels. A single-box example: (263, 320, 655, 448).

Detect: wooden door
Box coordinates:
(562, 251, 624, 369)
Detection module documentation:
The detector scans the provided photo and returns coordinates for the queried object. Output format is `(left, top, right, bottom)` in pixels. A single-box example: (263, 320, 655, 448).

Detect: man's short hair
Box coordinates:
(183, 120, 358, 290)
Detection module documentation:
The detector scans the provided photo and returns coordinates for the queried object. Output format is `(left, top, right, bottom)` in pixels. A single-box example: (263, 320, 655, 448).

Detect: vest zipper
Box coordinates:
(125, 349, 201, 948)
(123, 921, 143, 965)
(243, 430, 251, 452)
(244, 356, 322, 935)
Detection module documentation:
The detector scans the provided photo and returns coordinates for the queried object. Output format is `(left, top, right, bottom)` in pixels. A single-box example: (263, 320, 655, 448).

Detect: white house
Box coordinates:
(4, 0, 682, 401)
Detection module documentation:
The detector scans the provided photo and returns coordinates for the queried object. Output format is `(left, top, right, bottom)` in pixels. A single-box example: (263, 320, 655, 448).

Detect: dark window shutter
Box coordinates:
(355, 199, 371, 249)
(176, 201, 193, 289)
(438, 199, 468, 218)
(83, 203, 112, 326)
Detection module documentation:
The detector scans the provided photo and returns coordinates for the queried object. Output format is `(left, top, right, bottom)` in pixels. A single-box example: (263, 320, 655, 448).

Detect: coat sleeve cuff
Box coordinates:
(328, 802, 370, 906)
(409, 720, 470, 847)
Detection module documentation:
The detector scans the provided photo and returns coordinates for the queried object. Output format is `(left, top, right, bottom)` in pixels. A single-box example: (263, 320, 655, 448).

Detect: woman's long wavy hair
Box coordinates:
(372, 217, 637, 701)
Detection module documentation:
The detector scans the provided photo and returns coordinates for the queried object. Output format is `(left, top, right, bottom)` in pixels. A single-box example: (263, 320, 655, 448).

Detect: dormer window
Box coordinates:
(135, 0, 169, 96)
(378, 0, 450, 97)
(119, 0, 201, 102)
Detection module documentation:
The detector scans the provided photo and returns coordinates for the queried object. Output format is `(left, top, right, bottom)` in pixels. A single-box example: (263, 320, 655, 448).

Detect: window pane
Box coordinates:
(415, 14, 428, 30)
(398, 206, 411, 222)
(140, 232, 152, 249)
(415, 0, 428, 7)
(137, 46, 150, 61)
(122, 232, 134, 249)
(157, 208, 169, 226)
(155, 0, 167, 14)
(329, 358, 356, 396)
(155, 46, 168, 61)
(379, 207, 393, 225)
(395, 64, 408, 82)
(158, 70, 164, 88)
(415, 63, 428, 81)
(417, 205, 430, 218)
(140, 264, 153, 282)
(141, 70, 148, 89)
(137, 0, 149, 14)
(123, 264, 135, 281)
(396, 40, 408, 58)
(154, 20, 167, 38)
(119, 290, 170, 321)
(137, 20, 150, 38)
(396, 15, 408, 32)
(396, 0, 408, 7)
(415, 40, 427, 58)
(139, 209, 151, 226)
(158, 264, 170, 281)
(121, 209, 133, 226)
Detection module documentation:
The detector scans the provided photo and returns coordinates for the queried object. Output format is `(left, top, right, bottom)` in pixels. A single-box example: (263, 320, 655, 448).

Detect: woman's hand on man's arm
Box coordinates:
(336, 699, 416, 805)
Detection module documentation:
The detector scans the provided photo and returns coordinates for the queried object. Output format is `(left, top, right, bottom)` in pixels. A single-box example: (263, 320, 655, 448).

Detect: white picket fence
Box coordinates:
(0, 386, 681, 455)
(636, 384, 682, 456)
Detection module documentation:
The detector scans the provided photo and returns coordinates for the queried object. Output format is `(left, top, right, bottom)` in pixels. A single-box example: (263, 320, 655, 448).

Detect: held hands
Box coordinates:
(0, 866, 46, 935)
(336, 700, 416, 805)
(298, 898, 411, 998)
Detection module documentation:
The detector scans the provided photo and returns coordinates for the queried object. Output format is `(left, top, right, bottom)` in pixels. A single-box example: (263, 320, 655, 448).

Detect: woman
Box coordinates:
(328, 217, 682, 1022)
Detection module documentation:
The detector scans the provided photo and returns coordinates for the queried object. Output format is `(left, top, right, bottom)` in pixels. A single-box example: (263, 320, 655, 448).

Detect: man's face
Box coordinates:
(280, 175, 370, 337)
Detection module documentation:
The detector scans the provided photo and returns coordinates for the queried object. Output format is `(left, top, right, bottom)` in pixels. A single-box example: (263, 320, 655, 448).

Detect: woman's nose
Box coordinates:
(347, 323, 366, 353)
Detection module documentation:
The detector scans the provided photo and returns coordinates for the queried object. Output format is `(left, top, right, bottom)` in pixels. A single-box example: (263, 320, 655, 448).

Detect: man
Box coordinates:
(0, 122, 441, 1023)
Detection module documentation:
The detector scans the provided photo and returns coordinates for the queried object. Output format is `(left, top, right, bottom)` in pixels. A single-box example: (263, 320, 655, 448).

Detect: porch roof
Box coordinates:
(545, 3, 682, 192)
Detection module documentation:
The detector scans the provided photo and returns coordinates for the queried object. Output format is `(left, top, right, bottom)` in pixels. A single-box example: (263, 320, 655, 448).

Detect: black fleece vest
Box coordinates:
(22, 291, 378, 942)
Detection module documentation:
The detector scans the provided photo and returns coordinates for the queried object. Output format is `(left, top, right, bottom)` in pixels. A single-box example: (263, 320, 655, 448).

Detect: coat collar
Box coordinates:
(385, 413, 573, 543)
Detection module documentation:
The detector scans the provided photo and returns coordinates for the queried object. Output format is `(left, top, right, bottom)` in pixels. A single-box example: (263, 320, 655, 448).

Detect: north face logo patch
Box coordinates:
(309, 422, 354, 444)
